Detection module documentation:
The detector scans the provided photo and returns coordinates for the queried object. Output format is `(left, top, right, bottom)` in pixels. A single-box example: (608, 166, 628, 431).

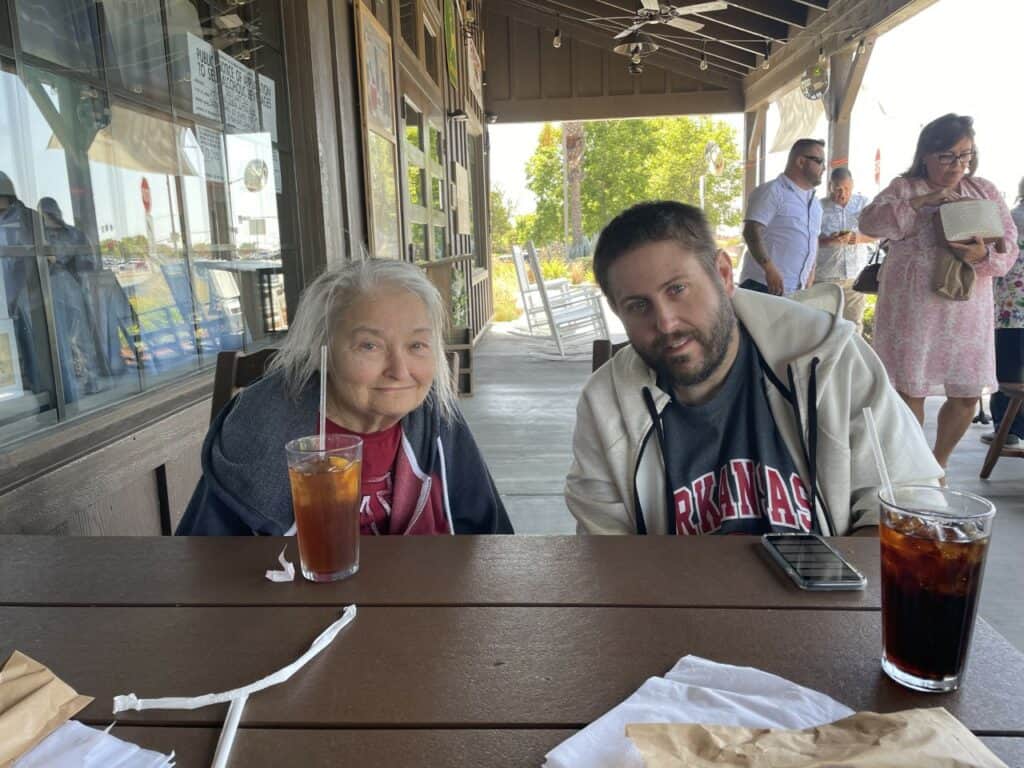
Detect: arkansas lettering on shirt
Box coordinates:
(325, 418, 402, 535)
(658, 326, 816, 536)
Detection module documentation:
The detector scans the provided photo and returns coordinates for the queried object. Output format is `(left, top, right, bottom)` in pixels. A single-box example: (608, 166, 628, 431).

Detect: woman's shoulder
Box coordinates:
(219, 371, 315, 445)
(963, 175, 1000, 198)
(881, 176, 918, 194)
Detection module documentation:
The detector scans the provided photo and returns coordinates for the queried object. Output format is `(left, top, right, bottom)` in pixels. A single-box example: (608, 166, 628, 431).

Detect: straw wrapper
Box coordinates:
(112, 605, 357, 768)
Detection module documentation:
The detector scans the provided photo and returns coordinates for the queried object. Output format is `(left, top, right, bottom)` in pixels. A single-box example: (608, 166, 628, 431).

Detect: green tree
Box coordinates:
(516, 116, 743, 246)
(489, 185, 515, 254)
(647, 116, 743, 229)
(512, 212, 537, 249)
(579, 119, 659, 235)
(523, 123, 564, 247)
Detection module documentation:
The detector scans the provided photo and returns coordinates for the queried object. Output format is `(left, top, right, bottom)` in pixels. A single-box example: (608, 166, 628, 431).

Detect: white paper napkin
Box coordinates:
(542, 655, 853, 768)
(13, 721, 174, 767)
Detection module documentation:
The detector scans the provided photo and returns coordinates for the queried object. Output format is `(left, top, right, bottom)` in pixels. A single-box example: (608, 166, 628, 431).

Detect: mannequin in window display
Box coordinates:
(37, 196, 136, 386)
(0, 171, 46, 398)
(38, 196, 103, 401)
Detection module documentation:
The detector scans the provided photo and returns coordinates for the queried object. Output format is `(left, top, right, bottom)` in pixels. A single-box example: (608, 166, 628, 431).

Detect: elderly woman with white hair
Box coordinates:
(177, 259, 512, 535)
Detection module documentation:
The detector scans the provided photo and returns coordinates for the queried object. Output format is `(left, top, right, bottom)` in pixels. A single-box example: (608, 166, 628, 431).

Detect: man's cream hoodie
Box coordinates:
(565, 287, 942, 535)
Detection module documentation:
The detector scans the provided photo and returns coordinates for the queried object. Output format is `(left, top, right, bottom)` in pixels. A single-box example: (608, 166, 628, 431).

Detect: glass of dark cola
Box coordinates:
(879, 485, 995, 692)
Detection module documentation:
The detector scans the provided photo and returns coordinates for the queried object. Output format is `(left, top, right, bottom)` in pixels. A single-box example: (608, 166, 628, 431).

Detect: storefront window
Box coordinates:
(14, 0, 102, 76)
(0, 0, 13, 50)
(0, 1, 294, 447)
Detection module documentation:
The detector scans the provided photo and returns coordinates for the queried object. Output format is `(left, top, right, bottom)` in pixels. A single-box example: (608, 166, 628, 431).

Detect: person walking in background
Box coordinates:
(985, 177, 1024, 446)
(739, 139, 825, 296)
(815, 168, 876, 334)
(859, 114, 1019, 473)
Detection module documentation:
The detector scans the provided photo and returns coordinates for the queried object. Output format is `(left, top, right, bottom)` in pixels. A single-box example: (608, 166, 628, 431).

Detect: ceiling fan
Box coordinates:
(609, 0, 728, 38)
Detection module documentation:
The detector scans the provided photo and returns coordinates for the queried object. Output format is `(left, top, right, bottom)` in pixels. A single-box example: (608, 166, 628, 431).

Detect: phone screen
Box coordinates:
(762, 534, 866, 590)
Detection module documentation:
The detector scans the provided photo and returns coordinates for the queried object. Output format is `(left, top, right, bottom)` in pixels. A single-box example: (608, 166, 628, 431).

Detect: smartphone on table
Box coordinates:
(761, 533, 867, 591)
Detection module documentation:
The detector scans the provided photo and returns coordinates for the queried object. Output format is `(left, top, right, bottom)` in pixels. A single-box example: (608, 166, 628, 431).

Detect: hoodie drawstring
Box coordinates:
(783, 358, 836, 536)
(642, 386, 677, 535)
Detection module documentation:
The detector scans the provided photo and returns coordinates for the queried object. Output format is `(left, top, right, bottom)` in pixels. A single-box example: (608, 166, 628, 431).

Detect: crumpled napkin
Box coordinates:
(542, 656, 854, 768)
(264, 546, 295, 582)
(13, 721, 174, 768)
(0, 651, 93, 766)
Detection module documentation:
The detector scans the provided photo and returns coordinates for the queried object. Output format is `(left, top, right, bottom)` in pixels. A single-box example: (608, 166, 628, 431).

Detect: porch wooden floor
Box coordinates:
(459, 326, 1024, 653)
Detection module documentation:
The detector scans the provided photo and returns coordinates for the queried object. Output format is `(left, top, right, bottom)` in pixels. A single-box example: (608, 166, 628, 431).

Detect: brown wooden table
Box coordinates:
(2, 536, 1022, 767)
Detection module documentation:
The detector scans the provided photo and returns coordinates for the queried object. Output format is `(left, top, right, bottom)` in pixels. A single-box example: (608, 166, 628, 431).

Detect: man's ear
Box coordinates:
(716, 250, 735, 296)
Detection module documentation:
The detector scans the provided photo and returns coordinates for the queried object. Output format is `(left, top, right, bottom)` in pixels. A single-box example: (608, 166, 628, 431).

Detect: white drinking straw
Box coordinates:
(113, 606, 357, 768)
(862, 406, 894, 503)
(212, 693, 247, 768)
(319, 344, 328, 451)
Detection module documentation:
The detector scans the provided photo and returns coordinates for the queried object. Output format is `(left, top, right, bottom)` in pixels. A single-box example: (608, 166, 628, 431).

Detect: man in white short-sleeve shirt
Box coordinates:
(739, 139, 825, 295)
(815, 167, 876, 334)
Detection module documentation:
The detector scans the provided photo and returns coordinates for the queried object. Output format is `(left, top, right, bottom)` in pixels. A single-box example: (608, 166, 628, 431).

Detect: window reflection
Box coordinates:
(15, 0, 102, 75)
(102, 0, 170, 101)
(0, 0, 292, 446)
(0, 0, 12, 50)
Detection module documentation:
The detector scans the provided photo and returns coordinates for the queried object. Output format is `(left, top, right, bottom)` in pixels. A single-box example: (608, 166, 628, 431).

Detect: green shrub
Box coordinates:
(491, 259, 522, 321)
(862, 294, 876, 345)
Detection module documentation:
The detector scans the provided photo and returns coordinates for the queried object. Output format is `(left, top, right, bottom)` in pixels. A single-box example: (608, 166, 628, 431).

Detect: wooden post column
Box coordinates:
(825, 38, 875, 171)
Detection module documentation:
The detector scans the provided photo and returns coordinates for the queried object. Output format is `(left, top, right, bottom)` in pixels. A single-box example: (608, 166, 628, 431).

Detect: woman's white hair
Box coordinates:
(267, 258, 457, 423)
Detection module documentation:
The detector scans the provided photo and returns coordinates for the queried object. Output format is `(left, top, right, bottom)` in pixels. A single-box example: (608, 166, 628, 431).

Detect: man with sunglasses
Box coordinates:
(739, 139, 826, 295)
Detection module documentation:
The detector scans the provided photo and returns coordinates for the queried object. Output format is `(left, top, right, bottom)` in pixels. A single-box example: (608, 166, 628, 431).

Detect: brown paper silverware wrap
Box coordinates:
(626, 707, 1006, 768)
(0, 651, 93, 768)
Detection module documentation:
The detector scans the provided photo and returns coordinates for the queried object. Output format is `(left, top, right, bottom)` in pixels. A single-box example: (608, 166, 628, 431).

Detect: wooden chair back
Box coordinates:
(591, 340, 628, 372)
(210, 348, 278, 424)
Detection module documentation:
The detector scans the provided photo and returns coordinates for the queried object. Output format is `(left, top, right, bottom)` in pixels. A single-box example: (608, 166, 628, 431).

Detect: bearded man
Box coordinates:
(565, 201, 940, 537)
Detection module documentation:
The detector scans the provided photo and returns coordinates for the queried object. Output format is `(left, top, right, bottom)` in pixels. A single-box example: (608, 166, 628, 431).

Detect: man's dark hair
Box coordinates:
(593, 200, 717, 301)
(830, 167, 852, 183)
(788, 138, 825, 164)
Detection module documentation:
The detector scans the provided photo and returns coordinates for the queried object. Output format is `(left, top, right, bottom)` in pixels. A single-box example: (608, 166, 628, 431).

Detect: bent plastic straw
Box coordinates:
(319, 344, 328, 451)
(212, 694, 247, 768)
(862, 406, 894, 503)
(113, 605, 357, 766)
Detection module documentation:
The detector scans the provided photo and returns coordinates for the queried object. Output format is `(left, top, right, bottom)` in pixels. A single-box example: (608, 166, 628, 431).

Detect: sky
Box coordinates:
(490, 0, 1022, 218)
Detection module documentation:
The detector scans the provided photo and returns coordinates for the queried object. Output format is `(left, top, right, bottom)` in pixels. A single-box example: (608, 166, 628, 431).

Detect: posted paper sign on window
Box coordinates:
(273, 148, 282, 194)
(218, 51, 260, 133)
(197, 126, 226, 183)
(259, 74, 278, 143)
(187, 33, 221, 122)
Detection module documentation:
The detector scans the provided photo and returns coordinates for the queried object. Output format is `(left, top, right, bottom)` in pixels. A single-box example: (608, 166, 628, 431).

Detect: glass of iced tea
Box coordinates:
(285, 434, 362, 582)
(879, 485, 995, 692)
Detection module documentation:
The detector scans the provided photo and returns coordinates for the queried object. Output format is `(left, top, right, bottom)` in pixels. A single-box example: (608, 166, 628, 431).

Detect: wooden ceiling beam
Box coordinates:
(727, 1, 809, 29)
(574, 17, 752, 77)
(532, 0, 758, 69)
(688, 6, 791, 44)
(490, 0, 743, 87)
(743, 0, 938, 109)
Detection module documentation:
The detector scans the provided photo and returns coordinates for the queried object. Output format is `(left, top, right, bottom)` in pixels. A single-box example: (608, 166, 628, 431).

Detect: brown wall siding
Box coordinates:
(0, 403, 205, 535)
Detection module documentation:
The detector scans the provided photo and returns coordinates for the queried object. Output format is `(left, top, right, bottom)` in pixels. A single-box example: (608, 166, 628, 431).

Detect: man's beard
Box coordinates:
(637, 285, 737, 389)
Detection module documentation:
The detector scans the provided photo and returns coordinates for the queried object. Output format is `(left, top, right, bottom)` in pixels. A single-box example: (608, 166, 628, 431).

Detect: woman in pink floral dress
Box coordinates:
(859, 114, 1019, 471)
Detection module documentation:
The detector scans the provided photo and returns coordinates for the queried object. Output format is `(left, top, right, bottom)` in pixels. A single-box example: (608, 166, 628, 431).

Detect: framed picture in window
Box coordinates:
(443, 0, 459, 88)
(0, 317, 24, 399)
(355, 2, 397, 141)
(366, 131, 401, 259)
(356, 2, 402, 258)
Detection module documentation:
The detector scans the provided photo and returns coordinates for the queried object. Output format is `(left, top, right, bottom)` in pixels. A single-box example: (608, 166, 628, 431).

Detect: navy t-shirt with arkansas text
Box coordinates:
(657, 327, 816, 535)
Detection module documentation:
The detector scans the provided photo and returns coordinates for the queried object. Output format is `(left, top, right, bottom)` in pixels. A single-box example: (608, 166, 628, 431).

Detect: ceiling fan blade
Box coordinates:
(670, 0, 727, 16)
(666, 17, 703, 33)
(614, 21, 649, 39)
(640, 0, 661, 10)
